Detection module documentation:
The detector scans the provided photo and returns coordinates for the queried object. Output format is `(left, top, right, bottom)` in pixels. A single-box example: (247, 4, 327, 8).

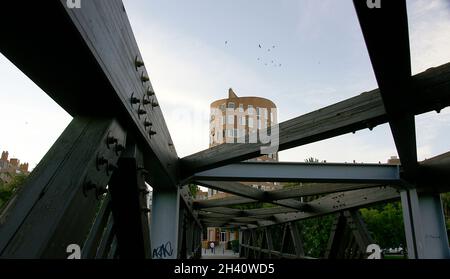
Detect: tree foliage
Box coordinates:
(187, 184, 199, 197)
(0, 174, 27, 210)
(359, 202, 405, 249)
(297, 215, 335, 258)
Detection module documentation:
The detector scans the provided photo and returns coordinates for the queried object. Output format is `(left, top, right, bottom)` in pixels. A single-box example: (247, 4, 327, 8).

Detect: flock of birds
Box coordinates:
(224, 41, 282, 68)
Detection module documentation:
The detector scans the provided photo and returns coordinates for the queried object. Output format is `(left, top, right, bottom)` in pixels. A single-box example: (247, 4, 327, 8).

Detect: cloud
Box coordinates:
(408, 0, 450, 73)
(129, 20, 276, 156)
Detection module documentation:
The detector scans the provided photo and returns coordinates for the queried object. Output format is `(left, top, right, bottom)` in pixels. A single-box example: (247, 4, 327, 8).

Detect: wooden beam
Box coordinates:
(196, 180, 306, 210)
(0, 117, 126, 258)
(181, 62, 450, 176)
(354, 0, 417, 176)
(108, 143, 151, 258)
(0, 0, 178, 189)
(194, 183, 385, 209)
(256, 187, 399, 227)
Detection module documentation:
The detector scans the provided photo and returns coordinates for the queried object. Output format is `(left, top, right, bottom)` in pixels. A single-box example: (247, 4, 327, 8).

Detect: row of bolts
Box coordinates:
(134, 56, 158, 138)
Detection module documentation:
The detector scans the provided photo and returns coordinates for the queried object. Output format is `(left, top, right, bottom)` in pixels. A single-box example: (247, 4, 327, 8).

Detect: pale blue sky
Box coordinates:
(0, 0, 449, 169)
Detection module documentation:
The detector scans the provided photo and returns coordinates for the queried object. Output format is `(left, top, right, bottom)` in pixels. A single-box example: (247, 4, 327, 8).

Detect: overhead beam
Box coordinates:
(192, 161, 400, 183)
(196, 180, 306, 210)
(255, 187, 399, 227)
(181, 62, 450, 176)
(354, 0, 417, 176)
(0, 0, 178, 189)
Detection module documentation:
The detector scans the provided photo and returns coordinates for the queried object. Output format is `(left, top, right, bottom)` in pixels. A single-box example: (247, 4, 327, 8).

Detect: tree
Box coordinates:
(187, 184, 199, 197)
(359, 202, 406, 249)
(297, 215, 335, 258)
(0, 173, 27, 211)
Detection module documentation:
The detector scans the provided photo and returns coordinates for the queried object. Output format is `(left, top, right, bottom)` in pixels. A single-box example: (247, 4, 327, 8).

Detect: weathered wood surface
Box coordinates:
(0, 117, 126, 258)
(196, 180, 306, 210)
(0, 1, 178, 188)
(181, 63, 450, 175)
(354, 0, 417, 176)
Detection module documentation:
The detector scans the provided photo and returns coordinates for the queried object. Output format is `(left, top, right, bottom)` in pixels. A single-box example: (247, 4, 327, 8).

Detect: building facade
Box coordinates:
(0, 151, 29, 184)
(204, 88, 280, 244)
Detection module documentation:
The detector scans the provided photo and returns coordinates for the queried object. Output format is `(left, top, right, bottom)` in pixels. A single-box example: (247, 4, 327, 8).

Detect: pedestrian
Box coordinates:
(210, 241, 215, 254)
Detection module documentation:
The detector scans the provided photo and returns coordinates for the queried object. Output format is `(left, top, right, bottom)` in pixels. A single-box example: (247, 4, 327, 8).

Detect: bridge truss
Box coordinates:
(0, 0, 449, 259)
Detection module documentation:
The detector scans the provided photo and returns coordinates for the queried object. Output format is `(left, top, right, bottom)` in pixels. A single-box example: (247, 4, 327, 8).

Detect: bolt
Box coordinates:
(135, 56, 144, 69)
(96, 155, 108, 170)
(141, 73, 149, 83)
(146, 88, 155, 96)
(144, 120, 153, 128)
(130, 95, 140, 105)
(142, 97, 151, 105)
(138, 108, 147, 115)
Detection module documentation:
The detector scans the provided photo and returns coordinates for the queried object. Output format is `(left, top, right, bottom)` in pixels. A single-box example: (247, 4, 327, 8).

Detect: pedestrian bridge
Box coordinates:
(0, 0, 449, 259)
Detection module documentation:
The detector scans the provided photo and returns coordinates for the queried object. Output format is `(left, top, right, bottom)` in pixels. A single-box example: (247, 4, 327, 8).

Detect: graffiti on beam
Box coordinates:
(152, 241, 174, 259)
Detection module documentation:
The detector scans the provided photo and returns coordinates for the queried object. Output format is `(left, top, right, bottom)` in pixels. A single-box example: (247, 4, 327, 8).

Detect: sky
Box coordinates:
(0, 0, 449, 170)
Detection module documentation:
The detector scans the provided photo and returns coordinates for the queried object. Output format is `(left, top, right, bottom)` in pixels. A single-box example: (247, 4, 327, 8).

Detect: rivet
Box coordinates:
(135, 56, 144, 69)
(130, 93, 140, 105)
(141, 73, 149, 83)
(149, 130, 157, 137)
(143, 97, 151, 105)
(138, 108, 147, 115)
(151, 100, 159, 108)
(146, 87, 155, 96)
(144, 120, 153, 128)
(96, 155, 108, 170)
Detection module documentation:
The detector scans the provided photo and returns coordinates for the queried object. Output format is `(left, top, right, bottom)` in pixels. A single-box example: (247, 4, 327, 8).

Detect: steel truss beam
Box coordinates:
(192, 161, 400, 183)
(325, 210, 373, 259)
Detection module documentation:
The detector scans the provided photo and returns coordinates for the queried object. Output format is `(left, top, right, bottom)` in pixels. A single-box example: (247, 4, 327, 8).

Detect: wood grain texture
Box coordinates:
(0, 1, 177, 189)
(0, 117, 126, 258)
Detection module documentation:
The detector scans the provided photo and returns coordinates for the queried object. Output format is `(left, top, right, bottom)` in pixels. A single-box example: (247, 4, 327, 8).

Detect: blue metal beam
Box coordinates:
(192, 162, 400, 184)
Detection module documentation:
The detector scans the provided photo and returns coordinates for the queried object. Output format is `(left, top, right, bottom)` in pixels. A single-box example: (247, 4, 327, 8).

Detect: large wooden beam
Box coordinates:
(181, 63, 450, 176)
(196, 180, 306, 210)
(256, 187, 399, 227)
(199, 187, 399, 228)
(0, 0, 178, 189)
(0, 117, 126, 258)
(354, 0, 417, 177)
(194, 183, 385, 209)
